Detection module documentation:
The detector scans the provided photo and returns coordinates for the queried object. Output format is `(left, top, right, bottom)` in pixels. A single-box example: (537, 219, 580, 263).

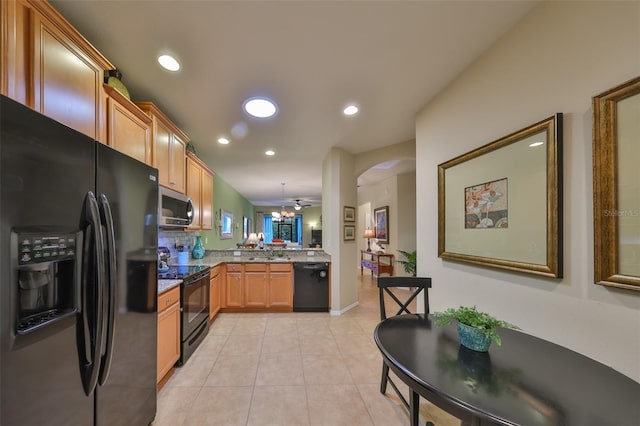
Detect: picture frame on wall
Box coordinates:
(438, 114, 563, 278)
(593, 76, 640, 291)
(343, 206, 356, 222)
(344, 225, 355, 241)
(220, 209, 234, 240)
(374, 206, 389, 244)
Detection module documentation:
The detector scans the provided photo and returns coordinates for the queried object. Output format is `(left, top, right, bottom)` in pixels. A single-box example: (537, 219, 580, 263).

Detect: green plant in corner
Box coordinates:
(396, 250, 416, 276)
(433, 305, 519, 346)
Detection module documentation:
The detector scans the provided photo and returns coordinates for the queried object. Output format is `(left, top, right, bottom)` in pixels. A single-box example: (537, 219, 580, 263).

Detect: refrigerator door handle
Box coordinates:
(80, 191, 106, 396)
(98, 194, 116, 385)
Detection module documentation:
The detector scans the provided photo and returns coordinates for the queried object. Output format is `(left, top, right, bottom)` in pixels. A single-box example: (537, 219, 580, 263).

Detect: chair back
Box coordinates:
(377, 276, 431, 320)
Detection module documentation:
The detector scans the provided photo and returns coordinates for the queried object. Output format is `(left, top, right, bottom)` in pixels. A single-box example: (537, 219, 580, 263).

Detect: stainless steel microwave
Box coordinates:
(159, 187, 193, 228)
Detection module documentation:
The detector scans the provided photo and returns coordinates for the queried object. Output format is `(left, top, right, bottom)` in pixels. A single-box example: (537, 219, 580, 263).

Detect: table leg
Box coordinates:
(410, 390, 419, 426)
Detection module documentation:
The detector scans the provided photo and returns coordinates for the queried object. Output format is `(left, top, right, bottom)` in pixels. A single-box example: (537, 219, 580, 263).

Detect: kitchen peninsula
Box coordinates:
(156, 249, 331, 384)
(158, 248, 331, 313)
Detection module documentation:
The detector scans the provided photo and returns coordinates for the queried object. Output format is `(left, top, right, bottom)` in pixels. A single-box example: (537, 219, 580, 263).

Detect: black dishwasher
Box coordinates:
(293, 262, 330, 312)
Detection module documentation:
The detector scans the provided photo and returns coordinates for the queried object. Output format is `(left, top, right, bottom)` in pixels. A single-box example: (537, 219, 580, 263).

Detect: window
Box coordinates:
(262, 214, 302, 244)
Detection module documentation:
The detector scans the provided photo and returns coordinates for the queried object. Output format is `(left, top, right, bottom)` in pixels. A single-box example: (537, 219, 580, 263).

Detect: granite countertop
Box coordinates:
(158, 279, 182, 294)
(158, 249, 331, 295)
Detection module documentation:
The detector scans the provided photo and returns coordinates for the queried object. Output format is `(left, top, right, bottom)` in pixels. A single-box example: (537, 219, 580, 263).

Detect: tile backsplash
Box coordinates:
(159, 231, 198, 258)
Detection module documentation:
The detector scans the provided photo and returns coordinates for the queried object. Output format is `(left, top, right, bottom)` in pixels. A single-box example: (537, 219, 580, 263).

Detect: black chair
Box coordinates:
(378, 276, 432, 426)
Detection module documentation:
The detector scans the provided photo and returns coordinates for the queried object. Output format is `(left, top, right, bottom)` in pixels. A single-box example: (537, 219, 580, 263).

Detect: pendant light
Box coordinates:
(272, 183, 295, 221)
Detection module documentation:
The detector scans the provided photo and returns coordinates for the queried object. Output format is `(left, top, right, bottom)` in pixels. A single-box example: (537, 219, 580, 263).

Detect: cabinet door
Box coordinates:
(154, 119, 172, 188)
(170, 133, 186, 193)
(186, 156, 201, 230)
(225, 271, 244, 308)
(269, 270, 293, 307)
(106, 94, 151, 164)
(245, 271, 268, 307)
(157, 301, 180, 383)
(209, 268, 221, 320)
(201, 168, 214, 230)
(32, 13, 104, 139)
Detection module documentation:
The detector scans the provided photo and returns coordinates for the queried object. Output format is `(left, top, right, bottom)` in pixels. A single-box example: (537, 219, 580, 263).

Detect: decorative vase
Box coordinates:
(192, 236, 205, 259)
(457, 322, 492, 352)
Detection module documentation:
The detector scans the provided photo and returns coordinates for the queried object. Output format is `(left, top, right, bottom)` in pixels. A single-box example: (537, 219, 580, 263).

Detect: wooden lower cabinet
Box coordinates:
(220, 262, 293, 312)
(157, 286, 180, 384)
(209, 265, 221, 320)
(225, 264, 244, 308)
(245, 264, 268, 307)
(269, 263, 293, 307)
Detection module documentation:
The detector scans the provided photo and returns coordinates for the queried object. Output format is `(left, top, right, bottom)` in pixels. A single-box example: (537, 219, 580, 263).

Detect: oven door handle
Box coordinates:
(183, 273, 210, 287)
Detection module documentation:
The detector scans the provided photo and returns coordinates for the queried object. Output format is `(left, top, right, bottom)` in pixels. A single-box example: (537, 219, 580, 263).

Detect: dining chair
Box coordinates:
(378, 276, 433, 426)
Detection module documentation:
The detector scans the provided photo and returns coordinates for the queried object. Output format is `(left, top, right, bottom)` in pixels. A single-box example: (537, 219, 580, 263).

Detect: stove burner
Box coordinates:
(158, 265, 209, 280)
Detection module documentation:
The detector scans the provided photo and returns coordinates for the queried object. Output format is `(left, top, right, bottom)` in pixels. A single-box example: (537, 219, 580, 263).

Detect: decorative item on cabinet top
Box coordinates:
(185, 141, 197, 155)
(104, 69, 130, 99)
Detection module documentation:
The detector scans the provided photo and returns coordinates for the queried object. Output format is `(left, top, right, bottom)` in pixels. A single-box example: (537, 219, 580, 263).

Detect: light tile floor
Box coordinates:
(153, 273, 460, 426)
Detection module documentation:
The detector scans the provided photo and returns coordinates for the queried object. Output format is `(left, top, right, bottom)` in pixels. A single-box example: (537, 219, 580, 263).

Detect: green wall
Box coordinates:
(200, 175, 255, 249)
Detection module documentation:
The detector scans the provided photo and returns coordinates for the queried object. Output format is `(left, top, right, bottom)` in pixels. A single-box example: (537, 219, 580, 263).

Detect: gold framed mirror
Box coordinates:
(593, 76, 640, 291)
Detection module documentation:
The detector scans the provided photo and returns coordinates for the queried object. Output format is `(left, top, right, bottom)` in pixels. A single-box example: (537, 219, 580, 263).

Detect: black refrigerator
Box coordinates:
(0, 95, 158, 425)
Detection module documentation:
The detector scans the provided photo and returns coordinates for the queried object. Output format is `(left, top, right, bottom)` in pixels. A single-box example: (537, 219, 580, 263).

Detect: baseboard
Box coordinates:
(330, 300, 359, 316)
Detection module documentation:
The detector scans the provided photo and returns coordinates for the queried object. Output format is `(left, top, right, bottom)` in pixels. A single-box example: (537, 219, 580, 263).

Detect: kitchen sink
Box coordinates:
(248, 256, 291, 261)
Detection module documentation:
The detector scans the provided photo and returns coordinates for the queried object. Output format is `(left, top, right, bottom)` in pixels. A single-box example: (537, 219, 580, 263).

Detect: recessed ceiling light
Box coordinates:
(265, 150, 275, 156)
(343, 104, 359, 116)
(243, 97, 278, 118)
(158, 55, 180, 71)
(529, 141, 544, 147)
(217, 137, 230, 145)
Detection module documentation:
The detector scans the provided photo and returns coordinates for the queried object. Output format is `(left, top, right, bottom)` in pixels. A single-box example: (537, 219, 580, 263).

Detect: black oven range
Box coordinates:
(159, 265, 210, 365)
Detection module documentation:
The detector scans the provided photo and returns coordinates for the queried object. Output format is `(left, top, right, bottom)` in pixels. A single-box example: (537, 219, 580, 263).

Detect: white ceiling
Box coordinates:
(50, 0, 536, 207)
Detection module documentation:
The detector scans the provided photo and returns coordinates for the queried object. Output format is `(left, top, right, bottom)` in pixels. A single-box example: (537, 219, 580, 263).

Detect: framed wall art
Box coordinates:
(343, 206, 355, 222)
(242, 216, 252, 240)
(438, 114, 563, 278)
(593, 76, 640, 291)
(374, 206, 389, 244)
(220, 209, 234, 240)
(344, 224, 355, 241)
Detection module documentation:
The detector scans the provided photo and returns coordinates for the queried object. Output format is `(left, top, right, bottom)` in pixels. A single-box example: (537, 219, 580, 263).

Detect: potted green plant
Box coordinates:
(433, 305, 519, 352)
(396, 250, 416, 276)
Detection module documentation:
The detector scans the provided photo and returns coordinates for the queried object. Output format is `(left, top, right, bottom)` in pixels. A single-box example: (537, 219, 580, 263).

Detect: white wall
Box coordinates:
(416, 1, 640, 381)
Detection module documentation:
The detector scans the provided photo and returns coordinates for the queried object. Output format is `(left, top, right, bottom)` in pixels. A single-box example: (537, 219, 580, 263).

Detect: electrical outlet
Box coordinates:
(307, 251, 315, 256)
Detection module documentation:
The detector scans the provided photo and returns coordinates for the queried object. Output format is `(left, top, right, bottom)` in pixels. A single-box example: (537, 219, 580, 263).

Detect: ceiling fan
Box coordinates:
(293, 199, 311, 210)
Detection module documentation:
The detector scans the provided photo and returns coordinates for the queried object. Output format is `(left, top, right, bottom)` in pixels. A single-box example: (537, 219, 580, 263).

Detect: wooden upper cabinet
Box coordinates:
(103, 84, 151, 165)
(186, 156, 201, 230)
(186, 152, 215, 231)
(201, 167, 214, 229)
(171, 133, 186, 192)
(1, 0, 112, 140)
(135, 102, 187, 194)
